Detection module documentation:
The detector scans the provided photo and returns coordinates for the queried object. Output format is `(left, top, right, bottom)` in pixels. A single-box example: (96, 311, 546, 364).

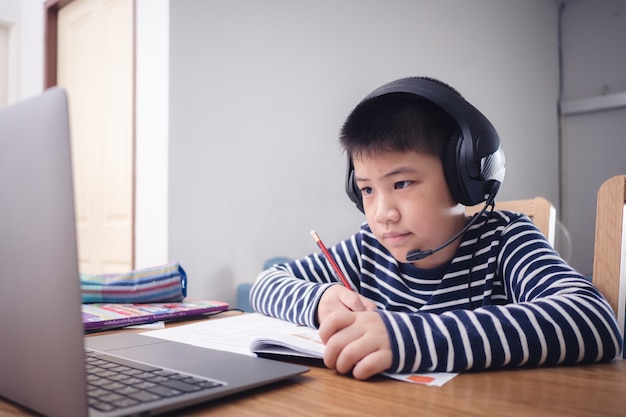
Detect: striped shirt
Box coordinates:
(250, 210, 623, 373)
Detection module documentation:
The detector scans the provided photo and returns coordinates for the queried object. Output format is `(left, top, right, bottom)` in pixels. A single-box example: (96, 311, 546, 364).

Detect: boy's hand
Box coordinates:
(317, 284, 377, 324)
(319, 310, 392, 380)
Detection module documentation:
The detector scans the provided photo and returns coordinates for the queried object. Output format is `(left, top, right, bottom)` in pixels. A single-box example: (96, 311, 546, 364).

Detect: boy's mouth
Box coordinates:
(381, 231, 411, 245)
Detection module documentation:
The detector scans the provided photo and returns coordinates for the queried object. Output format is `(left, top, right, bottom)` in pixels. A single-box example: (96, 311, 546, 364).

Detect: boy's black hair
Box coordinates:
(339, 90, 459, 163)
(342, 77, 505, 209)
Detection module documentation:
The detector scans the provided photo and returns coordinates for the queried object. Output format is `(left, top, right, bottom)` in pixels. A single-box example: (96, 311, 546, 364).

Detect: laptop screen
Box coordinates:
(0, 88, 89, 416)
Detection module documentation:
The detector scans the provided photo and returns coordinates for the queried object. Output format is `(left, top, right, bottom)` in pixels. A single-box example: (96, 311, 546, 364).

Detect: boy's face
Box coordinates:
(353, 150, 467, 268)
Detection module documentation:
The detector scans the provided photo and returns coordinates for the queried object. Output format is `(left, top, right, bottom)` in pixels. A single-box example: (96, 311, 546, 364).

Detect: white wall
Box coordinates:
(16, 0, 43, 100)
(168, 0, 561, 305)
(0, 0, 44, 104)
(135, 0, 169, 268)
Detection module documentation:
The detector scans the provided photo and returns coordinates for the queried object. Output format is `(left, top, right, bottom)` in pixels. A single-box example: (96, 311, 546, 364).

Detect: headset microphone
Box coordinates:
(405, 187, 497, 262)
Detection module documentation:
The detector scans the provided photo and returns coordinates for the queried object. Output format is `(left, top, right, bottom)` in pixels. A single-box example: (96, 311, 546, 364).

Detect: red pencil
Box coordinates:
(310, 230, 353, 291)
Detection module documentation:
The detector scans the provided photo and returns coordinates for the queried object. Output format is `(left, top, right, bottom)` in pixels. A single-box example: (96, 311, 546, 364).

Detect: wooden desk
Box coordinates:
(1, 316, 625, 417)
(186, 359, 626, 417)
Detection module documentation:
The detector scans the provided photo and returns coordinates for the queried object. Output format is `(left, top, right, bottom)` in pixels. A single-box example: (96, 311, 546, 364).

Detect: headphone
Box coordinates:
(345, 77, 506, 212)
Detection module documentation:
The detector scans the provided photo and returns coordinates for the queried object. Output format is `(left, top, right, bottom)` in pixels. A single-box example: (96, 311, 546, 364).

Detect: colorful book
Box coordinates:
(82, 300, 229, 331)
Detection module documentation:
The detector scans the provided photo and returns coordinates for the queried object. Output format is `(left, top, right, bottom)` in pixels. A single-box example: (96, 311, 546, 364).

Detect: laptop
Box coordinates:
(0, 88, 309, 417)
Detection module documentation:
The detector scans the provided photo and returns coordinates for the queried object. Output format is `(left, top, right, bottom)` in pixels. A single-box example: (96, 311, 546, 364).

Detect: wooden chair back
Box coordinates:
(466, 197, 557, 246)
(593, 174, 626, 335)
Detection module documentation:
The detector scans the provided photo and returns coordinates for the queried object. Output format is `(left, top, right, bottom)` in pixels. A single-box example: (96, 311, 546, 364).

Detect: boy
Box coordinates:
(250, 77, 622, 380)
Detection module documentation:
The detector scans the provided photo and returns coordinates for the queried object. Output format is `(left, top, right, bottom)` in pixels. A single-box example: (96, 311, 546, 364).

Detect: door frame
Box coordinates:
(43, 0, 72, 88)
(43, 0, 137, 270)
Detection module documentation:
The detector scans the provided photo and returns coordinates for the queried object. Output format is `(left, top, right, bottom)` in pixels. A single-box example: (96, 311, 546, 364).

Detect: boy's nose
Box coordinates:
(374, 195, 400, 224)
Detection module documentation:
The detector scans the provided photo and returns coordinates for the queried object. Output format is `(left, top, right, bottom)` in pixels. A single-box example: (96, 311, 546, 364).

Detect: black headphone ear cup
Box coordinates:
(443, 133, 466, 205)
(345, 158, 364, 213)
(444, 131, 496, 206)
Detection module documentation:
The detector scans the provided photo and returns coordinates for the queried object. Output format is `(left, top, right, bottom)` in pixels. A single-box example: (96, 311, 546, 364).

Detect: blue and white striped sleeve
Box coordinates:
(249, 235, 363, 328)
(379, 219, 623, 373)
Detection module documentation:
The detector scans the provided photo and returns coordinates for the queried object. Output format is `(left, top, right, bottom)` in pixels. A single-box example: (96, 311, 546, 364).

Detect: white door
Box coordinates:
(57, 0, 134, 274)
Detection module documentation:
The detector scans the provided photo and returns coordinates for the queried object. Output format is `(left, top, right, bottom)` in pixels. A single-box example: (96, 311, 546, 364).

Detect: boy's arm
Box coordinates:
(250, 262, 333, 328)
(379, 221, 623, 374)
(250, 233, 364, 328)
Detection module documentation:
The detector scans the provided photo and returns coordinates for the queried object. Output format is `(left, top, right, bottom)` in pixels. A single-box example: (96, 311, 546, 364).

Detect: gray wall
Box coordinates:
(5, 0, 623, 304)
(560, 0, 626, 276)
(168, 0, 561, 305)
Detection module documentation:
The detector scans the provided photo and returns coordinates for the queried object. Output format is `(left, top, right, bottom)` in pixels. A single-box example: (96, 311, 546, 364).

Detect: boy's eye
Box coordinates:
(394, 181, 411, 190)
(360, 186, 373, 195)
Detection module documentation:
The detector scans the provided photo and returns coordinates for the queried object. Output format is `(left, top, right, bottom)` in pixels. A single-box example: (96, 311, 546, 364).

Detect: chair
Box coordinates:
(466, 197, 557, 246)
(592, 174, 626, 336)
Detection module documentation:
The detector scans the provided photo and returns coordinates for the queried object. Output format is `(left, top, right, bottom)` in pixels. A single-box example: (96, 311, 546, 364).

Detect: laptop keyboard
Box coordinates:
(85, 350, 225, 412)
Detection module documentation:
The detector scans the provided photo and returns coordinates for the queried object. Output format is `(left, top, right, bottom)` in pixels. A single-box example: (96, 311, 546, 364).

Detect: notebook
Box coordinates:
(82, 300, 229, 331)
(0, 88, 309, 417)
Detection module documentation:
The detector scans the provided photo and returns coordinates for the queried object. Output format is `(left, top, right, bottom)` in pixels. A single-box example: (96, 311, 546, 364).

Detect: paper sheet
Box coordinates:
(143, 313, 302, 356)
(142, 313, 458, 386)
